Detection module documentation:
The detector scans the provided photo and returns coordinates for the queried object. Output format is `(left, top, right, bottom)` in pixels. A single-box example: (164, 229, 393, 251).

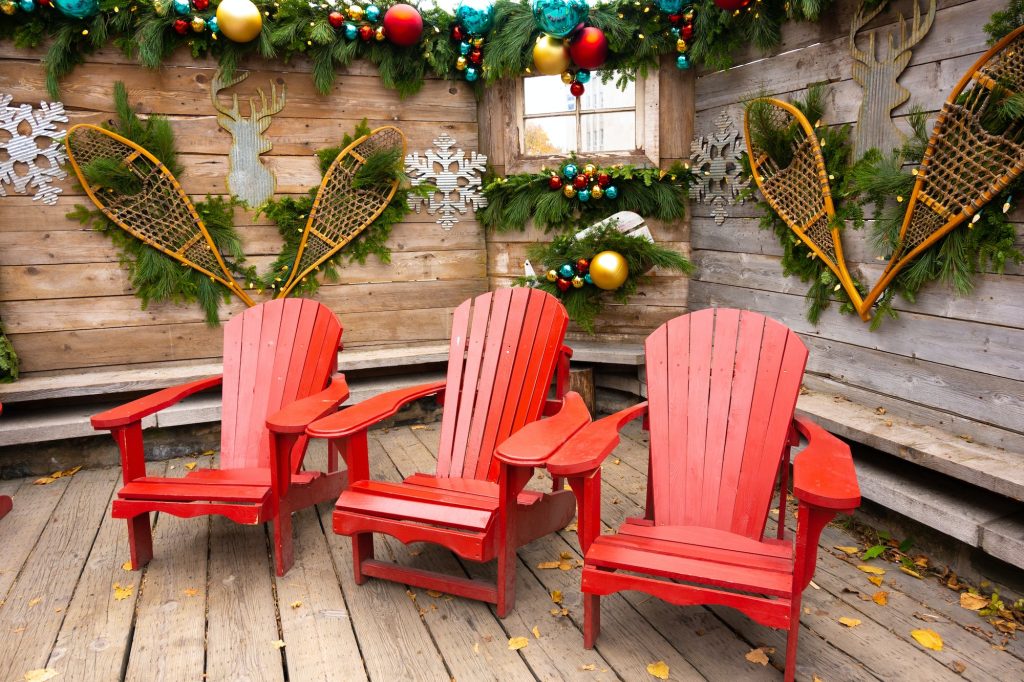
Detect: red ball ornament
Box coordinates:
(193, 0, 209, 9)
(382, 4, 423, 47)
(548, 175, 563, 190)
(575, 258, 589, 274)
(328, 10, 345, 28)
(555, 278, 572, 292)
(569, 26, 609, 70)
(597, 172, 610, 188)
(713, 0, 752, 10)
(573, 175, 587, 190)
(173, 18, 190, 35)
(469, 48, 483, 65)
(37, 0, 51, 5)
(358, 24, 374, 41)
(570, 81, 585, 97)
(668, 13, 682, 24)
(451, 24, 464, 41)
(681, 24, 694, 40)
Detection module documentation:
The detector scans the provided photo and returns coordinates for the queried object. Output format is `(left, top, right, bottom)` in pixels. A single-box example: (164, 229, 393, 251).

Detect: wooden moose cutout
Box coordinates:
(850, 0, 936, 158)
(211, 69, 285, 207)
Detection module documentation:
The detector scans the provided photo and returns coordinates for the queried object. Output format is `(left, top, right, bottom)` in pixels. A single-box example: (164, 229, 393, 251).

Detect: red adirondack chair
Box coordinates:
(503, 308, 860, 681)
(92, 298, 350, 576)
(307, 288, 590, 616)
(0, 403, 9, 520)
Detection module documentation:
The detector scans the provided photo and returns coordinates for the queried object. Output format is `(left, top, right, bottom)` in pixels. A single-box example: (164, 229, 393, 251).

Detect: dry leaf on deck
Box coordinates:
(410, 424, 427, 430)
(34, 466, 82, 485)
(183, 588, 199, 597)
(473, 642, 480, 654)
(426, 590, 444, 598)
(581, 663, 596, 671)
(201, 449, 215, 456)
(900, 566, 923, 579)
(745, 647, 772, 666)
(959, 592, 988, 611)
(23, 669, 58, 682)
(613, 458, 621, 465)
(646, 660, 670, 679)
(564, 522, 578, 532)
(537, 561, 561, 570)
(949, 660, 966, 674)
(289, 600, 302, 609)
(911, 629, 943, 651)
(184, 462, 198, 471)
(872, 591, 889, 606)
(834, 546, 859, 555)
(551, 590, 563, 604)
(121, 561, 133, 571)
(28, 597, 42, 608)
(508, 636, 529, 651)
(857, 565, 885, 575)
(867, 576, 884, 587)
(113, 583, 133, 601)
(271, 639, 286, 649)
(839, 617, 862, 627)
(532, 625, 541, 639)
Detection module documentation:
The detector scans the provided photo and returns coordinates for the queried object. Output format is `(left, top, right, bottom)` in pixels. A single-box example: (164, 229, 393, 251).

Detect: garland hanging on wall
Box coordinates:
(518, 214, 692, 331)
(0, 0, 844, 99)
(480, 158, 693, 232)
(0, 318, 17, 383)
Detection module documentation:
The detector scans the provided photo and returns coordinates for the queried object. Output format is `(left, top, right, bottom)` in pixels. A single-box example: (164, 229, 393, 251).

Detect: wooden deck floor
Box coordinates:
(1, 422, 1023, 681)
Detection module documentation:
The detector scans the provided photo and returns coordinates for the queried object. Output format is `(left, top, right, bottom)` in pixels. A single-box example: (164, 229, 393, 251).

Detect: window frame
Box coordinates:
(508, 71, 660, 174)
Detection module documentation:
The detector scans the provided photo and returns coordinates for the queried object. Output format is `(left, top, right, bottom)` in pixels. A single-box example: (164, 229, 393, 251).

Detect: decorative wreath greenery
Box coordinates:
(518, 218, 692, 332)
(481, 158, 693, 233)
(0, 0, 845, 99)
(0, 319, 17, 383)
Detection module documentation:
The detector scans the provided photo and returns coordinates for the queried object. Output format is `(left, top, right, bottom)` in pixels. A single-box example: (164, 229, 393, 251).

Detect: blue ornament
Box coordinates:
(531, 0, 588, 39)
(456, 0, 494, 36)
(583, 273, 593, 285)
(459, 41, 472, 55)
(657, 0, 684, 12)
(365, 4, 380, 21)
(207, 16, 218, 33)
(18, 0, 34, 12)
(558, 263, 576, 279)
(563, 163, 578, 179)
(52, 0, 98, 18)
(671, 27, 680, 37)
(464, 66, 479, 82)
(577, 189, 591, 202)
(575, 69, 590, 84)
(676, 54, 691, 70)
(344, 22, 358, 40)
(604, 185, 618, 199)
(172, 0, 189, 15)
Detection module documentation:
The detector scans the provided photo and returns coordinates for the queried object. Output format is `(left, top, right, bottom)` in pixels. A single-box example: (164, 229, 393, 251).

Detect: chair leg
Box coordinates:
(352, 533, 374, 585)
(784, 594, 803, 682)
(273, 511, 295, 577)
(496, 537, 516, 618)
(583, 593, 600, 648)
(127, 514, 154, 570)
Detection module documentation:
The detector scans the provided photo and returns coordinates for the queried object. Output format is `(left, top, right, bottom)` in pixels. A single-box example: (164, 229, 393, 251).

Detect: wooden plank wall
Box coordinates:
(689, 0, 1024, 453)
(481, 55, 694, 343)
(0, 46, 487, 378)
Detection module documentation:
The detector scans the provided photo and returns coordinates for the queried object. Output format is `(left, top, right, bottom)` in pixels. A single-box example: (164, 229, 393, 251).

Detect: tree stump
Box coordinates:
(569, 367, 596, 414)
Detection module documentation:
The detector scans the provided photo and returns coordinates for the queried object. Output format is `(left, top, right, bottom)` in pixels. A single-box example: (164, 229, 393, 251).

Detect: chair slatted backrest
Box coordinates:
(436, 288, 569, 482)
(220, 298, 343, 472)
(645, 308, 808, 539)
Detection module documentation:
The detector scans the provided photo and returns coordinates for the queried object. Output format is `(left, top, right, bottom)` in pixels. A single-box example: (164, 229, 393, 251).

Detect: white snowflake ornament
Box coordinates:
(0, 95, 69, 205)
(405, 133, 487, 230)
(690, 111, 748, 225)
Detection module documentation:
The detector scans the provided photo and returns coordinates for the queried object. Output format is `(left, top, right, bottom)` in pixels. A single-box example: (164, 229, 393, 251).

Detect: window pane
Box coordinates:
(524, 75, 578, 115)
(580, 112, 635, 153)
(578, 74, 635, 112)
(523, 116, 575, 155)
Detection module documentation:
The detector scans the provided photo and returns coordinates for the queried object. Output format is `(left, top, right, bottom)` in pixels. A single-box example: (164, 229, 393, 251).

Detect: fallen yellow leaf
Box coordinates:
(184, 462, 198, 471)
(410, 424, 427, 430)
(473, 642, 480, 654)
(426, 590, 444, 598)
(911, 629, 943, 651)
(867, 576, 884, 587)
(564, 522, 578, 532)
(121, 561, 133, 571)
(183, 588, 199, 597)
(201, 450, 215, 456)
(551, 590, 563, 604)
(28, 597, 42, 608)
(271, 639, 286, 649)
(646, 660, 670, 679)
(289, 600, 302, 609)
(34, 466, 82, 485)
(959, 592, 988, 611)
(508, 636, 529, 651)
(537, 561, 561, 570)
(745, 647, 772, 666)
(872, 591, 889, 606)
(613, 458, 621, 465)
(23, 669, 58, 682)
(839, 617, 861, 627)
(532, 625, 541, 639)
(834, 546, 859, 555)
(113, 583, 133, 601)
(857, 565, 885, 575)
(581, 663, 596, 671)
(900, 566, 923, 579)
(558, 561, 573, 571)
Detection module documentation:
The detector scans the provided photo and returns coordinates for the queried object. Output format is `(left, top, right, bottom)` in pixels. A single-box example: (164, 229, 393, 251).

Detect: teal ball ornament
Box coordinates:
(657, 0, 684, 12)
(558, 263, 575, 279)
(604, 185, 618, 199)
(344, 22, 358, 39)
(172, 0, 189, 14)
(464, 66, 479, 82)
(456, 0, 494, 36)
(577, 188, 591, 202)
(532, 0, 588, 39)
(365, 4, 380, 21)
(676, 54, 691, 70)
(459, 41, 472, 55)
(584, 273, 593, 285)
(208, 16, 218, 33)
(575, 69, 590, 84)
(18, 0, 34, 11)
(53, 0, 98, 18)
(563, 163, 578, 179)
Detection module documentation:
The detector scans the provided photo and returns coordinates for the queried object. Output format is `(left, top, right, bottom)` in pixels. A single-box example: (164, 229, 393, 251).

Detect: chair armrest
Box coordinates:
(544, 402, 648, 477)
(495, 392, 591, 468)
(266, 376, 351, 435)
(91, 376, 223, 430)
(792, 415, 861, 510)
(307, 379, 446, 439)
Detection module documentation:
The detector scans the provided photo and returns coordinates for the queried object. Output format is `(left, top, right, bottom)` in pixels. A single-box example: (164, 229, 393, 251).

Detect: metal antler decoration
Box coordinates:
(850, 0, 936, 158)
(211, 69, 286, 207)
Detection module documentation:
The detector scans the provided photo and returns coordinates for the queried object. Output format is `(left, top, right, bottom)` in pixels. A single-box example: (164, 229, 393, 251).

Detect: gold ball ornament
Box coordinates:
(590, 184, 603, 199)
(560, 70, 574, 84)
(563, 184, 577, 199)
(584, 163, 596, 175)
(676, 38, 688, 53)
(347, 4, 364, 20)
(455, 56, 468, 71)
(471, 36, 484, 48)
(1, 1, 16, 14)
(191, 15, 206, 32)
(533, 34, 570, 76)
(571, 276, 584, 288)
(546, 269, 558, 282)
(589, 251, 629, 290)
(375, 26, 386, 41)
(216, 0, 263, 42)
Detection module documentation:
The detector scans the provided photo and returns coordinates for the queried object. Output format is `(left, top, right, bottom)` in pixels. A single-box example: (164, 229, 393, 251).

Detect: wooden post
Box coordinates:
(569, 367, 595, 414)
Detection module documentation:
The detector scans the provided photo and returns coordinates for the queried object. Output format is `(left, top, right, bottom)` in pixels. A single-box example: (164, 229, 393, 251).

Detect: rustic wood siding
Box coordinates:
(690, 0, 1024, 453)
(0, 46, 487, 378)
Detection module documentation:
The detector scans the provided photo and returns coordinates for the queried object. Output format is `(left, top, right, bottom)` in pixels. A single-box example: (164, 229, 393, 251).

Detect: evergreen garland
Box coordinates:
(257, 119, 428, 296)
(67, 81, 257, 325)
(0, 0, 842, 98)
(518, 219, 692, 332)
(986, 0, 1024, 41)
(481, 158, 693, 233)
(0, 318, 17, 383)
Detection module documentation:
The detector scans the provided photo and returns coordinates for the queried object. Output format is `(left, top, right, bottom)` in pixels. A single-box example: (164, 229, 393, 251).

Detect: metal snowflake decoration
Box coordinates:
(0, 94, 69, 205)
(690, 111, 748, 225)
(405, 132, 487, 230)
